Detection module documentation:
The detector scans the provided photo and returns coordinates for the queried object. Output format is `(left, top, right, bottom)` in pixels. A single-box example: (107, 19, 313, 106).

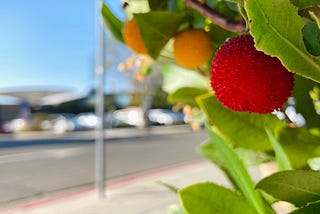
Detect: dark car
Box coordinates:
(0, 123, 12, 133)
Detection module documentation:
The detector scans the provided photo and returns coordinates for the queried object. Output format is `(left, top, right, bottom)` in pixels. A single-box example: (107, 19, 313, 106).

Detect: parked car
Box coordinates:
(0, 123, 11, 133)
(113, 107, 186, 128)
(48, 112, 117, 133)
(49, 113, 77, 133)
(73, 112, 98, 130)
(113, 107, 145, 128)
(1, 116, 32, 133)
(148, 109, 186, 125)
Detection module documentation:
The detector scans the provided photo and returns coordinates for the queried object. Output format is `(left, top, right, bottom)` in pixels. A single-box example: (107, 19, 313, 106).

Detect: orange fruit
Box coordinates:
(173, 29, 213, 69)
(123, 19, 147, 54)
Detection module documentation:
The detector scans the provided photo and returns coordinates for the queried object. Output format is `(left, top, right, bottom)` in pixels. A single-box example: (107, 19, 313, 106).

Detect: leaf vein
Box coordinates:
(268, 182, 320, 197)
(253, 1, 320, 73)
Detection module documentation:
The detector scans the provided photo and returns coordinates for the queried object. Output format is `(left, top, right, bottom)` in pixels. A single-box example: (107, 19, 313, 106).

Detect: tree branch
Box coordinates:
(184, 0, 246, 33)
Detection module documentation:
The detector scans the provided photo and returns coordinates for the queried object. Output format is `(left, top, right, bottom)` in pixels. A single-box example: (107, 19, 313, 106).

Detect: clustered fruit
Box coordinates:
(173, 29, 213, 69)
(122, 18, 294, 114)
(122, 19, 213, 68)
(122, 19, 147, 54)
(210, 35, 294, 114)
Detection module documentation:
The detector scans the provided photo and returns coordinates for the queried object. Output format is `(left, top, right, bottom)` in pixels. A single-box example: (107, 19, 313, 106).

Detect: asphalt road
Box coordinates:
(0, 126, 208, 207)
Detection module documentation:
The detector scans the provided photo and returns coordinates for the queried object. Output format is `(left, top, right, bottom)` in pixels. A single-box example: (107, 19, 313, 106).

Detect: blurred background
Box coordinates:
(0, 0, 207, 209)
(0, 0, 188, 134)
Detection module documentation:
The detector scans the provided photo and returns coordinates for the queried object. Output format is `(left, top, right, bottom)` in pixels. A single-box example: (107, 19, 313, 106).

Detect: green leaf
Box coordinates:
(199, 141, 272, 192)
(200, 141, 271, 169)
(206, 0, 219, 7)
(190, 9, 206, 29)
(245, 0, 320, 83)
(178, 182, 257, 214)
(265, 128, 293, 171)
(168, 87, 208, 106)
(148, 0, 168, 10)
(101, 3, 124, 42)
(197, 94, 286, 151)
(134, 11, 185, 59)
(168, 0, 185, 12)
(199, 140, 241, 191)
(235, 148, 272, 166)
(303, 21, 320, 56)
(291, 75, 320, 129)
(225, 0, 243, 5)
(290, 0, 320, 9)
(199, 139, 230, 168)
(310, 11, 320, 28)
(161, 64, 209, 94)
(278, 127, 320, 169)
(239, 4, 249, 31)
(214, 1, 239, 19)
(256, 170, 320, 207)
(208, 24, 237, 49)
(290, 200, 320, 213)
(308, 157, 320, 170)
(205, 124, 271, 214)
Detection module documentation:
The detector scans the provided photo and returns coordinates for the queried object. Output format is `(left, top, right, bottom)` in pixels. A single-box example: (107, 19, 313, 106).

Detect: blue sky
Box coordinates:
(0, 0, 132, 96)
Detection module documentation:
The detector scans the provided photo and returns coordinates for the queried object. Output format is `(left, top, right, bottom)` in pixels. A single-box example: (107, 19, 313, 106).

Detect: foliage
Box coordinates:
(200, 124, 271, 214)
(256, 170, 320, 207)
(246, 0, 320, 83)
(179, 182, 258, 214)
(102, 0, 320, 213)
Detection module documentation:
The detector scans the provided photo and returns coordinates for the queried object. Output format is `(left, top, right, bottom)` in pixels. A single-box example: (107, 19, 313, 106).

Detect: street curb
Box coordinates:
(0, 125, 195, 148)
(1, 159, 207, 214)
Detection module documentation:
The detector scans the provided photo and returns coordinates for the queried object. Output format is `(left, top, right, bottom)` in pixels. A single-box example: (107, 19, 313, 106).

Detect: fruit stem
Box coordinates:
(184, 0, 246, 33)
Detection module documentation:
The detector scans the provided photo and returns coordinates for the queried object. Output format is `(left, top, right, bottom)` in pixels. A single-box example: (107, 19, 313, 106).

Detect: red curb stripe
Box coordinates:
(106, 159, 207, 189)
(2, 159, 207, 213)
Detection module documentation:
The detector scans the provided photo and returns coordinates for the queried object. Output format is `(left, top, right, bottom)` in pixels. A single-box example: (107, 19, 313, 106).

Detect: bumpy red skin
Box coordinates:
(210, 35, 294, 114)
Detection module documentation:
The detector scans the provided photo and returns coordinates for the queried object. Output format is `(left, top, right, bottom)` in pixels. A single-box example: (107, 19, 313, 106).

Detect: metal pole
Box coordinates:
(95, 0, 105, 199)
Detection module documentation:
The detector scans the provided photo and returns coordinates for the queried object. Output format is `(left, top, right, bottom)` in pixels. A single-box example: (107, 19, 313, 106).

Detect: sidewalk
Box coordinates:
(1, 159, 291, 214)
(2, 160, 233, 214)
(0, 124, 290, 214)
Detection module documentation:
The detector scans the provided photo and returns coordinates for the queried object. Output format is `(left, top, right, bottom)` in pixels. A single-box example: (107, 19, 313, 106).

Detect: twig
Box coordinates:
(184, 0, 246, 33)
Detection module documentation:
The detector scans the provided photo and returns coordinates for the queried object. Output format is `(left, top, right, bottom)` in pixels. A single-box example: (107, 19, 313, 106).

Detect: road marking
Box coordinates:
(0, 148, 85, 164)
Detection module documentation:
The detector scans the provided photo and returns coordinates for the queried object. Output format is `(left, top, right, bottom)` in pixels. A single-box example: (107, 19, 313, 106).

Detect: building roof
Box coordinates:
(0, 87, 84, 106)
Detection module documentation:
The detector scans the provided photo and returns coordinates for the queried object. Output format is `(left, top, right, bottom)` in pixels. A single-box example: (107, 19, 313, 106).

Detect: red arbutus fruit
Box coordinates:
(210, 35, 294, 114)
